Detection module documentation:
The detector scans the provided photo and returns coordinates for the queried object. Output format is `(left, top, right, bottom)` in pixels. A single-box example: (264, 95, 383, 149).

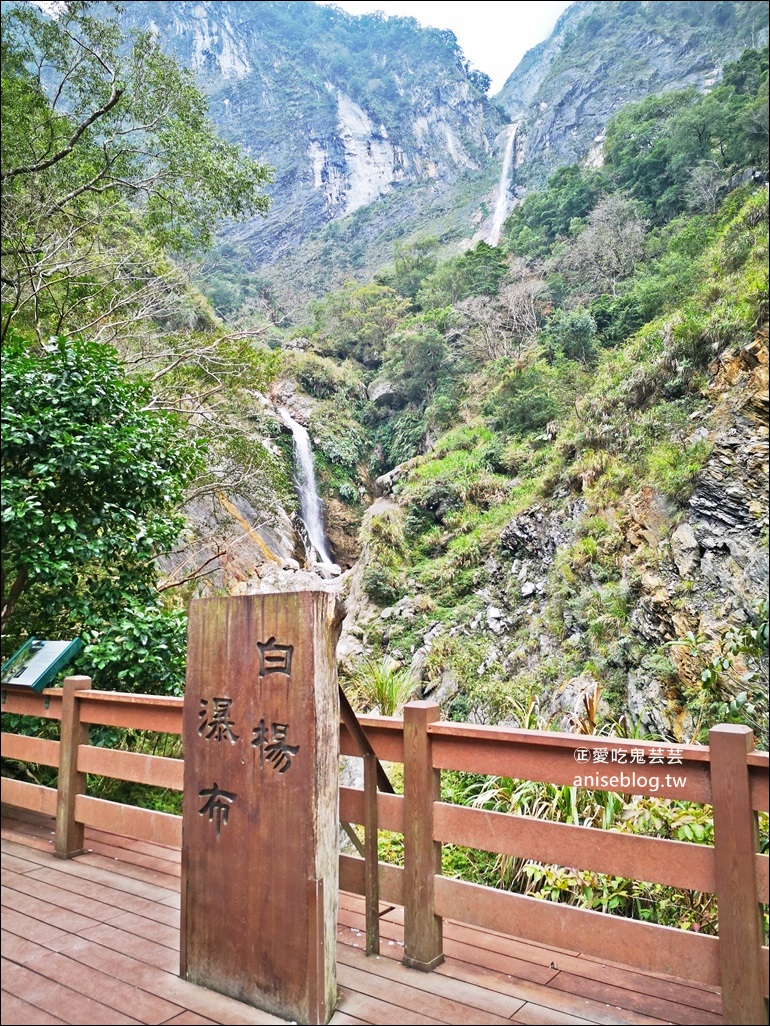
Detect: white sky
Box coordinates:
(317, 1, 574, 93)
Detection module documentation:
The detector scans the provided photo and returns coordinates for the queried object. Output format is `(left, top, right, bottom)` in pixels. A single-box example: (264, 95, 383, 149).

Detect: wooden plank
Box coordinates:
(435, 959, 669, 1026)
(74, 794, 182, 848)
(432, 913, 720, 1010)
(334, 986, 445, 1025)
(376, 900, 582, 962)
(45, 935, 286, 1024)
(433, 801, 716, 893)
(512, 1001, 601, 1025)
(337, 941, 524, 1021)
(161, 1014, 218, 1025)
(1, 688, 63, 720)
(1, 732, 60, 767)
(1, 958, 143, 1024)
(403, 701, 444, 971)
(181, 591, 340, 1025)
(338, 958, 513, 1025)
(337, 907, 558, 988)
(71, 905, 177, 948)
(548, 973, 723, 1025)
(77, 745, 183, 790)
(1, 779, 57, 817)
(76, 850, 181, 895)
(26, 858, 177, 908)
(0, 991, 67, 1025)
(428, 729, 711, 803)
(428, 722, 712, 761)
(757, 853, 769, 904)
(2, 927, 53, 965)
(339, 853, 405, 905)
(75, 691, 183, 734)
(74, 837, 180, 879)
(56, 677, 90, 857)
(750, 763, 769, 812)
(83, 826, 182, 865)
(434, 876, 720, 986)
(2, 849, 45, 874)
(2, 869, 132, 926)
(339, 787, 404, 834)
(2, 886, 103, 939)
(709, 724, 767, 1023)
(340, 717, 405, 764)
(4, 939, 187, 1024)
(73, 920, 179, 973)
(0, 816, 55, 849)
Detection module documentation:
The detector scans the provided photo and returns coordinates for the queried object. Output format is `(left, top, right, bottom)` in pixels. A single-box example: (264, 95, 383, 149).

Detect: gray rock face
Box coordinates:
(670, 524, 701, 578)
(367, 380, 398, 407)
(500, 502, 586, 562)
(118, 0, 502, 310)
(497, 1, 768, 187)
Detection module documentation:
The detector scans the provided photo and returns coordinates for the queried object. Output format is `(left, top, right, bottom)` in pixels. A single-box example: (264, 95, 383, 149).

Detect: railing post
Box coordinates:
(55, 675, 91, 859)
(363, 750, 380, 955)
(709, 724, 768, 1025)
(403, 700, 443, 971)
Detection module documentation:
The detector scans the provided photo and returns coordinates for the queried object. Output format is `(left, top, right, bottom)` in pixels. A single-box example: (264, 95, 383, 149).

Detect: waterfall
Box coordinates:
(488, 124, 518, 246)
(279, 408, 334, 566)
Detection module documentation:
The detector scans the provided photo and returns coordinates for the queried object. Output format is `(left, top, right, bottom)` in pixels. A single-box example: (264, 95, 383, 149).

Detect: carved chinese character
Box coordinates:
(251, 718, 269, 768)
(257, 637, 293, 677)
(265, 722, 300, 773)
(198, 783, 237, 835)
(198, 697, 240, 743)
(252, 719, 300, 773)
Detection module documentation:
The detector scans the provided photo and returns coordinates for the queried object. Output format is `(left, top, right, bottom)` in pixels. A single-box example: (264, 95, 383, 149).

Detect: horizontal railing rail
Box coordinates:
(2, 678, 768, 1023)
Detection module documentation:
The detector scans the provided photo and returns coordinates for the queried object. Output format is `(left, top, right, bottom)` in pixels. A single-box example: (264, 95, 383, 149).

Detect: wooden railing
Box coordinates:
(2, 679, 768, 1024)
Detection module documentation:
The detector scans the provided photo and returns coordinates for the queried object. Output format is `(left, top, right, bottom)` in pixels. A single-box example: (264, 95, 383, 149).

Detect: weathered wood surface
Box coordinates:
(2, 810, 726, 1026)
(403, 702, 443, 971)
(181, 591, 340, 1025)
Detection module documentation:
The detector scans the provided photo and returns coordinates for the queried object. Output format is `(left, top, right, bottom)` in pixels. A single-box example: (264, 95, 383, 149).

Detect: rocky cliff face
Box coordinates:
(498, 0, 769, 187)
(115, 1, 767, 314)
(117, 0, 503, 309)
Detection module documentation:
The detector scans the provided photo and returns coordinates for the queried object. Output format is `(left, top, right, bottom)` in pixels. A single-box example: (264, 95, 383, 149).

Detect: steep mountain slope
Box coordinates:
(498, 0, 769, 187)
(115, 0, 505, 315)
(113, 1, 769, 320)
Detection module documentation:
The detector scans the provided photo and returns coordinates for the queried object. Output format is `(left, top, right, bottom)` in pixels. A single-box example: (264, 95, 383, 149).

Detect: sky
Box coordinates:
(317, 1, 574, 94)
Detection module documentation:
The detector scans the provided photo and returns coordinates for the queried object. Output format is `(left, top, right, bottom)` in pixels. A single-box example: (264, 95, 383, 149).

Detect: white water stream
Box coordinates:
(488, 124, 518, 246)
(279, 408, 334, 566)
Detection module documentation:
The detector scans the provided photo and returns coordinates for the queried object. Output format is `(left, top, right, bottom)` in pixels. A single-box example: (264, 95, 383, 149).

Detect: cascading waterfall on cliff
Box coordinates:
(488, 124, 518, 246)
(279, 408, 334, 566)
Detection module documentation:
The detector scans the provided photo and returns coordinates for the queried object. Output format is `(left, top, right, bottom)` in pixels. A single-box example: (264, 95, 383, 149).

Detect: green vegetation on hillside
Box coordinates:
(0, 0, 282, 690)
(283, 46, 768, 749)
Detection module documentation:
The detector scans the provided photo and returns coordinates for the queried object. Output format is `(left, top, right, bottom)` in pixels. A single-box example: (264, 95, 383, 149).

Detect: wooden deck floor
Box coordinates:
(1, 809, 723, 1026)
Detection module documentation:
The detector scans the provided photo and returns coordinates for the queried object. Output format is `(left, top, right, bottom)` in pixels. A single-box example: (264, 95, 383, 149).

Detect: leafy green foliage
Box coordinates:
(603, 46, 769, 222)
(503, 165, 607, 260)
(343, 657, 417, 715)
(80, 604, 188, 696)
(1, 332, 202, 648)
(311, 281, 409, 366)
(1, 0, 272, 339)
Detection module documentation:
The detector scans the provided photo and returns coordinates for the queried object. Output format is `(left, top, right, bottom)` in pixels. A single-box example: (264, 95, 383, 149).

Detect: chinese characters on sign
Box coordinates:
(198, 697, 239, 743)
(196, 639, 300, 831)
(199, 783, 237, 835)
(258, 637, 293, 677)
(573, 746, 684, 764)
(252, 720, 300, 773)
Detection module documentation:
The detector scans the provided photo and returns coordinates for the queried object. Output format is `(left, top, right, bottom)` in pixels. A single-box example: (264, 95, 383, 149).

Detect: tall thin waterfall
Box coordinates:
(279, 408, 334, 566)
(488, 124, 518, 246)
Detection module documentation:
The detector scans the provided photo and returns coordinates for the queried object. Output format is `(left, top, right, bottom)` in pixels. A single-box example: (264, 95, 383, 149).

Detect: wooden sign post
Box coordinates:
(181, 591, 341, 1024)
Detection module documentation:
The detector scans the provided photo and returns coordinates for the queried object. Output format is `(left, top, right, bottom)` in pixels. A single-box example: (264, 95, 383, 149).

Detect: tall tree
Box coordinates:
(1, 331, 203, 642)
(0, 0, 272, 342)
